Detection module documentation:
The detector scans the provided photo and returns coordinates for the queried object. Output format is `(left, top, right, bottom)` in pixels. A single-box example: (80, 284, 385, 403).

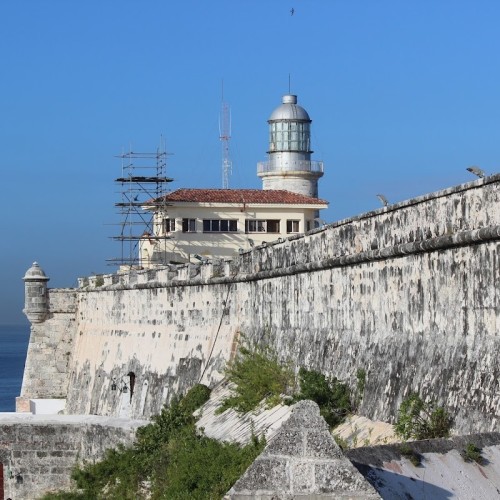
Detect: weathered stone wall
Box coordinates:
(24, 175, 500, 434)
(0, 415, 143, 500)
(64, 282, 236, 417)
(240, 240, 499, 434)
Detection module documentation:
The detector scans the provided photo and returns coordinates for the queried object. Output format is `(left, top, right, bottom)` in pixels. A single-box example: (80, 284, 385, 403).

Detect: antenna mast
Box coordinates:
(219, 82, 232, 189)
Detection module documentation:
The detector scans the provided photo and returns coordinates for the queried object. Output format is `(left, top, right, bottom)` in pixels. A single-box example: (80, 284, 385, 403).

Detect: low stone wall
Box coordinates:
(0, 414, 144, 499)
(346, 433, 500, 499)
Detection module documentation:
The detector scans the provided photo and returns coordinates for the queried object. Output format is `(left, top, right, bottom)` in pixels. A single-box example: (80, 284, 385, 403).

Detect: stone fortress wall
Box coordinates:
(20, 174, 500, 433)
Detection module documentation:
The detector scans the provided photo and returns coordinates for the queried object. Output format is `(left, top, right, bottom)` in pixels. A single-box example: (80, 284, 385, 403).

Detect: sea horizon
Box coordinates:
(0, 323, 30, 412)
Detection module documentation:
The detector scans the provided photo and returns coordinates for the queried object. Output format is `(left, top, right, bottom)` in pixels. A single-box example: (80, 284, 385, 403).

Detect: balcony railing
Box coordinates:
(257, 160, 324, 174)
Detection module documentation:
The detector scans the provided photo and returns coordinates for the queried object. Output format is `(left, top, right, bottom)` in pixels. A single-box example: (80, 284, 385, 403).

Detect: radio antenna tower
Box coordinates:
(219, 82, 232, 189)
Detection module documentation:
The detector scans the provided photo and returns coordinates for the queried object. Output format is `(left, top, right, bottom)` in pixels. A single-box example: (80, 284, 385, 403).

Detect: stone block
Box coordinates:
(290, 461, 314, 492)
(233, 457, 288, 490)
(315, 461, 377, 493)
(305, 429, 344, 459)
(263, 429, 303, 457)
(281, 401, 329, 432)
(16, 397, 31, 413)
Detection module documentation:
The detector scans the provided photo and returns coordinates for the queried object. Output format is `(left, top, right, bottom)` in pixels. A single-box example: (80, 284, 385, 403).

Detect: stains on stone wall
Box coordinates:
(64, 283, 237, 418)
(237, 242, 499, 433)
(25, 175, 499, 431)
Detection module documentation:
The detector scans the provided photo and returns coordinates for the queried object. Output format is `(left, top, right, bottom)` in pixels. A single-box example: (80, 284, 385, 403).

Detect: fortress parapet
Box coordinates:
(23, 262, 50, 324)
(77, 173, 500, 292)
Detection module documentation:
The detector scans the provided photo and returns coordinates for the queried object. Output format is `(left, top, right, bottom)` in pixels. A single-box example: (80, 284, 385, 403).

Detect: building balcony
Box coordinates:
(257, 160, 324, 174)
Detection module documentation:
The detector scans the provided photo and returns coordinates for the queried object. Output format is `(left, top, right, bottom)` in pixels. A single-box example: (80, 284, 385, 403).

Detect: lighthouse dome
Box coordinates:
(268, 95, 310, 122)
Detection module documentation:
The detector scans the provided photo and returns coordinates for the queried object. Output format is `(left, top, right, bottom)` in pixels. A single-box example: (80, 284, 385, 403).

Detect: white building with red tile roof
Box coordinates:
(140, 94, 328, 265)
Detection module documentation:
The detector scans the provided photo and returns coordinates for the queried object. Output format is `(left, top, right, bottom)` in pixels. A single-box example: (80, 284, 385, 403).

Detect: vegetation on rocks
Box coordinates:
(42, 342, 362, 499)
(399, 443, 423, 466)
(461, 442, 483, 464)
(41, 384, 264, 500)
(355, 368, 367, 408)
(218, 340, 354, 429)
(394, 392, 453, 441)
(217, 342, 295, 414)
(292, 367, 352, 428)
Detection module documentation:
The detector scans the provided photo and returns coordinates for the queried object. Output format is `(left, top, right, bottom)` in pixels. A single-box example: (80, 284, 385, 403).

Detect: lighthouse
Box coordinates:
(257, 94, 324, 198)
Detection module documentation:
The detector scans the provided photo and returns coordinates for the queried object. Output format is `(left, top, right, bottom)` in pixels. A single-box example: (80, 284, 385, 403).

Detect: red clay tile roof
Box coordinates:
(157, 189, 328, 205)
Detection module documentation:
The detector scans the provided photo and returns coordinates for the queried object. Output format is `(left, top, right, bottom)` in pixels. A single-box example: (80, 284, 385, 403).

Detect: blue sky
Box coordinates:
(1, 0, 499, 324)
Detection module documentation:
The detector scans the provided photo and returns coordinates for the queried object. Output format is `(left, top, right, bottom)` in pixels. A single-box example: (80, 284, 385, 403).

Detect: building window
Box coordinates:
(182, 218, 196, 232)
(245, 219, 280, 233)
(162, 218, 175, 233)
(287, 220, 300, 233)
(246, 220, 265, 233)
(267, 220, 280, 233)
(203, 219, 237, 232)
(269, 121, 310, 152)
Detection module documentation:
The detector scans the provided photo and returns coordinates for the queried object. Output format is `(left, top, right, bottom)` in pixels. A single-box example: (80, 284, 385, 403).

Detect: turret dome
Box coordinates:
(268, 95, 310, 122)
(23, 262, 49, 282)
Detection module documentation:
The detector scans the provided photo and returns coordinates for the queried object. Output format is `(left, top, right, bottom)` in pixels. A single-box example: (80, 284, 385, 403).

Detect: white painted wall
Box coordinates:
(140, 202, 323, 265)
(29, 398, 66, 415)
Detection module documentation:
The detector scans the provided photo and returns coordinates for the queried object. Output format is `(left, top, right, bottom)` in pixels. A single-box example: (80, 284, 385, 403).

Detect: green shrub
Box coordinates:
(179, 383, 212, 413)
(152, 426, 264, 499)
(292, 367, 351, 428)
(217, 343, 294, 414)
(94, 275, 104, 287)
(399, 443, 423, 466)
(394, 393, 453, 441)
(134, 385, 211, 472)
(71, 445, 140, 499)
(40, 383, 266, 500)
(217, 342, 354, 428)
(461, 442, 483, 464)
(333, 434, 349, 451)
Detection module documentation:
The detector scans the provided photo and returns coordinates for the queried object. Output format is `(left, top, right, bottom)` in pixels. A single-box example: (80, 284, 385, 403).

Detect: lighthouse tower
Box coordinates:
(257, 94, 324, 198)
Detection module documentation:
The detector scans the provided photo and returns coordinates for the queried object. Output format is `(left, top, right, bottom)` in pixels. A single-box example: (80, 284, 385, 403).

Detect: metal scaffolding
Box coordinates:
(108, 141, 173, 268)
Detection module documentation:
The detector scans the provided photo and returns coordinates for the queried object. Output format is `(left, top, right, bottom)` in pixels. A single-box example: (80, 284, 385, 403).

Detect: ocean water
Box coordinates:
(0, 324, 30, 412)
